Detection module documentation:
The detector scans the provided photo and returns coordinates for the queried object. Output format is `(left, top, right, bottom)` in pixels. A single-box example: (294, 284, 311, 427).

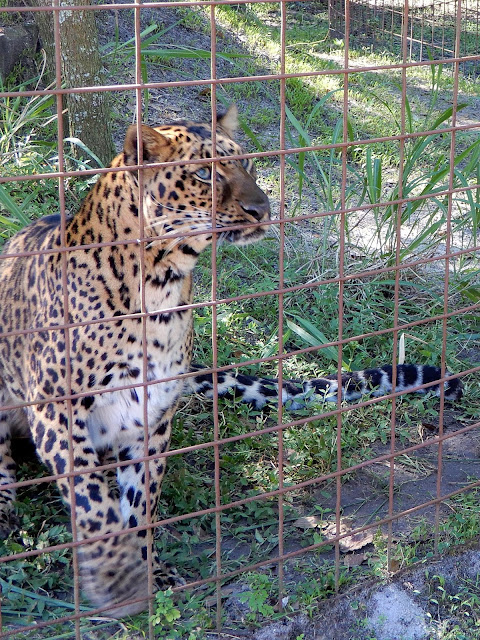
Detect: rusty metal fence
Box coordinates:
(0, 0, 479, 638)
(329, 0, 480, 77)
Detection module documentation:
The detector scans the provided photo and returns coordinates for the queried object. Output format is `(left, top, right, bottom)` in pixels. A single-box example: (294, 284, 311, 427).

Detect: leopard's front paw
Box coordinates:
(0, 505, 20, 539)
(154, 560, 186, 590)
(79, 532, 151, 618)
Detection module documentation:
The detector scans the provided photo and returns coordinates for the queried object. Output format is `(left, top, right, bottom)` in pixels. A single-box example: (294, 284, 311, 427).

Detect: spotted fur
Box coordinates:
(187, 363, 463, 410)
(0, 106, 270, 617)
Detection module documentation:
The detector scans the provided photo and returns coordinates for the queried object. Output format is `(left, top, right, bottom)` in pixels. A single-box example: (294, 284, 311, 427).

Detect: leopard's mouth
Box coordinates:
(214, 206, 270, 245)
(219, 224, 269, 245)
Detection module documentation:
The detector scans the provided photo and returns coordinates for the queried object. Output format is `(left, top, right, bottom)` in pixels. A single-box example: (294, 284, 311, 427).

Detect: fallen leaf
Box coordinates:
(293, 516, 323, 530)
(166, 526, 183, 541)
(343, 553, 367, 568)
(389, 558, 401, 573)
(341, 530, 374, 552)
(204, 587, 235, 607)
(323, 521, 374, 552)
(323, 521, 352, 540)
(273, 596, 290, 612)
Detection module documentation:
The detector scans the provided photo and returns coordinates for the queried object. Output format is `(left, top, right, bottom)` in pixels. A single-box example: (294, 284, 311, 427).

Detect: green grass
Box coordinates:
(211, 1, 478, 144)
(1, 2, 480, 637)
(187, 1, 480, 298)
(0, 70, 102, 246)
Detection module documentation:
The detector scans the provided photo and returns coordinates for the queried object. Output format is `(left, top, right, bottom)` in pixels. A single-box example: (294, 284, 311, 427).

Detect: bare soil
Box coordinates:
(229, 545, 480, 640)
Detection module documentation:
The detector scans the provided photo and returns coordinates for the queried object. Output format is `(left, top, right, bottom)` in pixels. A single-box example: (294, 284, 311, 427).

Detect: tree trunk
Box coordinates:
(30, 0, 116, 166)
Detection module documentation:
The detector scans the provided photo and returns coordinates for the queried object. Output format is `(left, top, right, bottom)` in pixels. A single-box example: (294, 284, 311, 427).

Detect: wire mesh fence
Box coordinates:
(329, 0, 480, 77)
(0, 0, 479, 638)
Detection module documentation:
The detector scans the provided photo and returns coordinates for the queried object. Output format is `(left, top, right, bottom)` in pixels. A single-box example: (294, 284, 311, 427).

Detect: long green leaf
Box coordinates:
(0, 184, 31, 227)
(140, 48, 248, 61)
(400, 218, 445, 260)
(63, 137, 104, 168)
(286, 316, 349, 369)
(430, 102, 467, 131)
(0, 579, 89, 610)
(305, 89, 343, 130)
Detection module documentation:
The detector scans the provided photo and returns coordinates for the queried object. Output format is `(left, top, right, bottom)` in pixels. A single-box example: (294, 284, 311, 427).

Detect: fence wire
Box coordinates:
(0, 0, 479, 638)
(329, 0, 480, 77)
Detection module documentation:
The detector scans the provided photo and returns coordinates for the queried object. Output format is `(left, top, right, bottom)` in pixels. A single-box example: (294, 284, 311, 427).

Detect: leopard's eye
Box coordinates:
(241, 158, 251, 170)
(195, 167, 212, 181)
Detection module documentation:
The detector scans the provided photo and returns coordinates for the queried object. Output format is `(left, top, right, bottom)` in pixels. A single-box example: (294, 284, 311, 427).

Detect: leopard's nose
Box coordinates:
(240, 190, 271, 221)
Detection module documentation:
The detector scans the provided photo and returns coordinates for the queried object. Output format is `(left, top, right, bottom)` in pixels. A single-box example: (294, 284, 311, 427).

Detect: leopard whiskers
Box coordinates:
(146, 195, 212, 221)
(145, 219, 218, 252)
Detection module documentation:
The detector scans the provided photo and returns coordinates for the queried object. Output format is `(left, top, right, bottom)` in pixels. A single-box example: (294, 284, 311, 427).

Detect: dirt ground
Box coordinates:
(223, 545, 480, 640)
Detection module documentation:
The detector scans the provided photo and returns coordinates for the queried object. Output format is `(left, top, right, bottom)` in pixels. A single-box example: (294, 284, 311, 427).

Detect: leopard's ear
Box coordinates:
(123, 125, 172, 166)
(217, 104, 238, 138)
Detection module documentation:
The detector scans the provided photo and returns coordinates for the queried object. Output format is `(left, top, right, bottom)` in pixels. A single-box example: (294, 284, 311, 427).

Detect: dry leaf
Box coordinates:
(283, 448, 297, 464)
(323, 521, 374, 552)
(293, 516, 323, 530)
(204, 587, 235, 607)
(191, 525, 211, 541)
(343, 553, 367, 568)
(389, 558, 401, 573)
(273, 596, 289, 612)
(323, 520, 352, 540)
(166, 526, 183, 541)
(340, 530, 374, 552)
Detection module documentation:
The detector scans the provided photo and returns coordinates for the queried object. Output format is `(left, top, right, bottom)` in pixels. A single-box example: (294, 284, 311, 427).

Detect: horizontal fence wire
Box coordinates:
(0, 0, 479, 638)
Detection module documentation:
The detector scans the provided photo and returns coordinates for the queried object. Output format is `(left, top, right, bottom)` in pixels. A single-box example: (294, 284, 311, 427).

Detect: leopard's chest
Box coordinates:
(77, 279, 194, 451)
(85, 337, 189, 451)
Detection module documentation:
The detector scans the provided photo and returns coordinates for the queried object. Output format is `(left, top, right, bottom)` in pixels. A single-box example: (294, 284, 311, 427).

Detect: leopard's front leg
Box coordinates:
(114, 404, 182, 591)
(28, 401, 152, 617)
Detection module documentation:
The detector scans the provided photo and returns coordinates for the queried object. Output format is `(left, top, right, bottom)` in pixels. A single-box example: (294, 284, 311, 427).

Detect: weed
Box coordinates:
(150, 589, 181, 630)
(0, 67, 102, 245)
(239, 573, 276, 621)
(101, 21, 248, 121)
(150, 589, 210, 640)
(425, 572, 480, 636)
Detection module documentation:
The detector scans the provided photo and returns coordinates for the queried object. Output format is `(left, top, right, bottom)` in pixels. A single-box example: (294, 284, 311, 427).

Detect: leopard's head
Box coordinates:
(121, 106, 270, 255)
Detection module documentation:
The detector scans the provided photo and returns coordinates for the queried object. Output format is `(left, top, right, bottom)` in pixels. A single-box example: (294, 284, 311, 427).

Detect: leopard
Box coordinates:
(0, 106, 270, 618)
(0, 105, 463, 618)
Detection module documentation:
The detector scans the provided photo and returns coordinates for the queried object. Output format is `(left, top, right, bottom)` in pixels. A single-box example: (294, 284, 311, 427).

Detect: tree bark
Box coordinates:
(30, 0, 116, 166)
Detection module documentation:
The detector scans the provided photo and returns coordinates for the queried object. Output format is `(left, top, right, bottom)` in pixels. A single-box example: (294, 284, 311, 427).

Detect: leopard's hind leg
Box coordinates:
(0, 383, 28, 538)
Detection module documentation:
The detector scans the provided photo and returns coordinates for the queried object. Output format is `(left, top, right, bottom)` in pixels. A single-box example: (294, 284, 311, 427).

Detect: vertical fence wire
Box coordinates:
(330, 0, 480, 77)
(333, 0, 350, 593)
(434, 0, 463, 557)
(208, 4, 223, 633)
(52, 1, 82, 637)
(387, 0, 409, 573)
(132, 0, 157, 628)
(277, 0, 287, 612)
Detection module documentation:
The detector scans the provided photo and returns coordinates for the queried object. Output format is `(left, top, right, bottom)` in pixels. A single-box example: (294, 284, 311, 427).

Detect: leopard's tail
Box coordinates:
(185, 364, 463, 410)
